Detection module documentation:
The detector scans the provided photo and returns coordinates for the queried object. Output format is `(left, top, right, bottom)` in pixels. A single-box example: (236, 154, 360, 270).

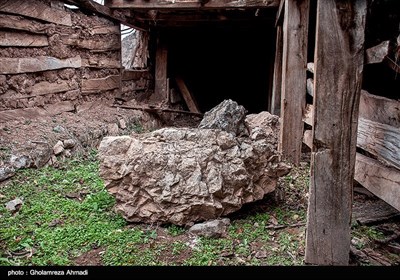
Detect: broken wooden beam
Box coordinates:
(352, 198, 400, 225)
(175, 76, 201, 114)
(81, 75, 120, 94)
(0, 31, 48, 47)
(365, 40, 390, 64)
(278, 0, 310, 166)
(112, 105, 203, 116)
(104, 0, 279, 9)
(305, 0, 367, 265)
(0, 56, 81, 74)
(0, 0, 72, 26)
(355, 153, 400, 212)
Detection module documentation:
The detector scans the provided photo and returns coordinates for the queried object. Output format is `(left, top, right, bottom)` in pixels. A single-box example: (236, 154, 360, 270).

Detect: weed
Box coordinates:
(166, 225, 185, 237)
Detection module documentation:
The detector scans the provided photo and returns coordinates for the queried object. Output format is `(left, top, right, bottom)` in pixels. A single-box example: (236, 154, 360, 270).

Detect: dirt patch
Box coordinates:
(74, 247, 105, 266)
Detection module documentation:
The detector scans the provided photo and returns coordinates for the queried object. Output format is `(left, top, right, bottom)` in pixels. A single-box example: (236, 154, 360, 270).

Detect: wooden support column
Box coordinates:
(278, 0, 310, 165)
(305, 0, 367, 265)
(155, 32, 168, 102)
(271, 25, 283, 116)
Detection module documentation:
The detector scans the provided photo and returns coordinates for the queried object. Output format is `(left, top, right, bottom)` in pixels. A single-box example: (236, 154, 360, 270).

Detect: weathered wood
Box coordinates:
(82, 58, 121, 69)
(0, 14, 52, 34)
(271, 25, 283, 116)
(275, 0, 285, 26)
(365, 40, 390, 64)
(81, 75, 120, 94)
(352, 198, 400, 225)
(65, 0, 147, 31)
(359, 90, 400, 128)
(175, 76, 201, 114)
(0, 0, 72, 26)
(357, 118, 400, 170)
(105, 0, 279, 9)
(278, 0, 309, 165)
(355, 153, 400, 212)
(155, 35, 168, 101)
(112, 105, 203, 116)
(306, 78, 313, 97)
(29, 81, 77, 97)
(90, 25, 120, 35)
(305, 0, 367, 265)
(63, 37, 120, 51)
(122, 69, 151, 81)
(0, 56, 81, 74)
(0, 31, 48, 47)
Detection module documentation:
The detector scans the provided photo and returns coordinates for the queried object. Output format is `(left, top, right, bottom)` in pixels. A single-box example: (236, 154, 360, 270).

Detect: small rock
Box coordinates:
(5, 197, 23, 212)
(53, 141, 64, 155)
(10, 155, 31, 169)
(188, 218, 230, 238)
(255, 250, 267, 259)
(53, 125, 65, 133)
(64, 150, 72, 158)
(63, 139, 75, 149)
(48, 219, 62, 227)
(0, 166, 15, 182)
(107, 123, 119, 136)
(119, 119, 127, 130)
(31, 144, 52, 168)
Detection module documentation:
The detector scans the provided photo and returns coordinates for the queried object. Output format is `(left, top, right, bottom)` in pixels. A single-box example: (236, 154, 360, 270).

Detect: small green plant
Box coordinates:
(166, 225, 185, 236)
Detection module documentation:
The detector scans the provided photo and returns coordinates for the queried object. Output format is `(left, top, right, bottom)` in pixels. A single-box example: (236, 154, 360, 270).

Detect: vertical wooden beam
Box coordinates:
(278, 0, 310, 165)
(271, 25, 283, 116)
(155, 32, 168, 102)
(305, 0, 367, 265)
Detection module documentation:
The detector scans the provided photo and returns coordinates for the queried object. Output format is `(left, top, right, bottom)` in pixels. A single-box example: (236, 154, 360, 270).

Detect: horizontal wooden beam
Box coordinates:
(82, 58, 121, 69)
(0, 14, 53, 34)
(0, 31, 48, 47)
(355, 153, 400, 212)
(105, 0, 279, 9)
(0, 0, 72, 26)
(0, 56, 81, 74)
(122, 69, 151, 81)
(81, 75, 120, 94)
(63, 36, 120, 51)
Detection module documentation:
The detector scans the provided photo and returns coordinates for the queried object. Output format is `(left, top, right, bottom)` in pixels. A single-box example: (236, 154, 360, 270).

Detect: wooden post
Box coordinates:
(155, 32, 168, 102)
(278, 0, 309, 165)
(305, 0, 367, 265)
(271, 25, 283, 116)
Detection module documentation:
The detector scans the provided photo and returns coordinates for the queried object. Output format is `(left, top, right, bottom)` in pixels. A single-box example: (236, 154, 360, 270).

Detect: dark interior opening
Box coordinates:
(166, 23, 275, 113)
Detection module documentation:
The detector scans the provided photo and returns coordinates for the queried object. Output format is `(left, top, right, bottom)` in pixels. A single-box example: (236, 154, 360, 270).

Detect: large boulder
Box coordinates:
(98, 103, 290, 226)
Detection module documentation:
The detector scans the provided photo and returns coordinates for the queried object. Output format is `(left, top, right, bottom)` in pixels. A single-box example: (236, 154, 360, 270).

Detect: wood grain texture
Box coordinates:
(105, 0, 279, 9)
(359, 90, 400, 128)
(271, 25, 283, 116)
(278, 0, 310, 165)
(0, 31, 48, 47)
(81, 75, 120, 94)
(154, 35, 168, 101)
(355, 153, 400, 212)
(305, 0, 367, 265)
(0, 14, 52, 34)
(0, 0, 72, 26)
(357, 118, 400, 170)
(0, 56, 81, 74)
(175, 76, 201, 114)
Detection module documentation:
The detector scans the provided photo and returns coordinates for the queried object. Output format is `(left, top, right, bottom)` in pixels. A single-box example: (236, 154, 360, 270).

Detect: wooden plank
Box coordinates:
(352, 198, 400, 225)
(82, 58, 121, 69)
(81, 75, 120, 94)
(271, 25, 283, 116)
(359, 90, 400, 128)
(63, 37, 120, 51)
(0, 56, 81, 74)
(0, 31, 48, 47)
(355, 153, 400, 212)
(30, 81, 77, 97)
(357, 118, 400, 170)
(155, 35, 168, 101)
(0, 0, 72, 26)
(122, 70, 151, 81)
(275, 0, 285, 26)
(65, 0, 147, 31)
(0, 14, 52, 34)
(90, 25, 120, 35)
(105, 0, 280, 9)
(305, 0, 367, 265)
(278, 0, 310, 165)
(175, 76, 201, 114)
(365, 40, 390, 64)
